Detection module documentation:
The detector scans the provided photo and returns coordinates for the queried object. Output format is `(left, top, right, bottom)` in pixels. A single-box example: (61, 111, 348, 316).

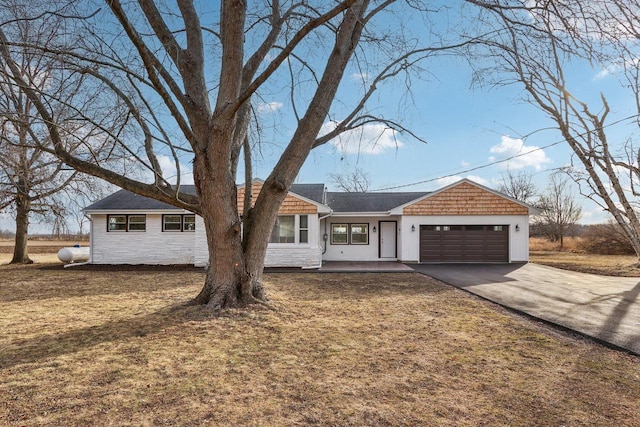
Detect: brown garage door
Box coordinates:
(419, 225, 509, 263)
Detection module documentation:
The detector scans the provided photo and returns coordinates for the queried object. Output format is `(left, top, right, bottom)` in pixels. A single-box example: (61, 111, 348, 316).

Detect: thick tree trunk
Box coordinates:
(190, 121, 267, 309)
(11, 197, 32, 264)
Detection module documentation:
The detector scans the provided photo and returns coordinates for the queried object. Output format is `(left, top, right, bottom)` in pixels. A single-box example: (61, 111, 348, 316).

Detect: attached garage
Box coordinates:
(419, 225, 509, 263)
(394, 179, 538, 264)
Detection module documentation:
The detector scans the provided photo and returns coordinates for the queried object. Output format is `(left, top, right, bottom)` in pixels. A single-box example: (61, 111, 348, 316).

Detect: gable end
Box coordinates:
(237, 181, 318, 214)
(403, 181, 529, 216)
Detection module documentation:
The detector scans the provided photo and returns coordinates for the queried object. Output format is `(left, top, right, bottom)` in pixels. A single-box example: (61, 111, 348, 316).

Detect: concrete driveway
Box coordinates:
(410, 263, 640, 355)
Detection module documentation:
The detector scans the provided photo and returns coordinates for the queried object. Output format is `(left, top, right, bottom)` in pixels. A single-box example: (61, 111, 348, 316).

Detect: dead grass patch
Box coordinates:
(530, 237, 640, 277)
(1, 265, 639, 426)
(530, 251, 640, 277)
(529, 236, 582, 252)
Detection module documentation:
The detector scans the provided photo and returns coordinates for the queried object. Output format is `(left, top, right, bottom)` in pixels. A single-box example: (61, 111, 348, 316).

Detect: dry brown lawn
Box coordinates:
(1, 262, 639, 426)
(530, 237, 640, 277)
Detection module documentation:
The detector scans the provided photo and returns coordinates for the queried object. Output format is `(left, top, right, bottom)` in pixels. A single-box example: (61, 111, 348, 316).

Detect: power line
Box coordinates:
(372, 113, 640, 192)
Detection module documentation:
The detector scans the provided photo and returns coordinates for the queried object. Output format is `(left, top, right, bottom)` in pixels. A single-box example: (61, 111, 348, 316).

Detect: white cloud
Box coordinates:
(489, 135, 551, 170)
(595, 57, 640, 80)
(157, 155, 194, 185)
(580, 208, 610, 225)
(322, 121, 404, 155)
(436, 175, 490, 188)
(594, 64, 619, 80)
(256, 101, 283, 114)
(460, 160, 470, 167)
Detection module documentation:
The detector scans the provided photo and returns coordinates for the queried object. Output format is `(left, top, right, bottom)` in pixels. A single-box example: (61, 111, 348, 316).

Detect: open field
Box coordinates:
(529, 237, 640, 277)
(1, 264, 639, 426)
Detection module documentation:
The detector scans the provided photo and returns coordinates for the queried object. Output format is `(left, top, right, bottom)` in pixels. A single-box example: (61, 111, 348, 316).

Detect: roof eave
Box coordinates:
(328, 211, 393, 217)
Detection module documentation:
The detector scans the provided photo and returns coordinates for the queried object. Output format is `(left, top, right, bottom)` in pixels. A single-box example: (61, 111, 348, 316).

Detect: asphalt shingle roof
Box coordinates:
(85, 183, 327, 211)
(325, 191, 429, 213)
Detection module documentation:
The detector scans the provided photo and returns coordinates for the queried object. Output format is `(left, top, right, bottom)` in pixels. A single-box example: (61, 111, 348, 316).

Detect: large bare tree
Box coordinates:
(470, 0, 640, 264)
(0, 1, 475, 308)
(0, 0, 106, 263)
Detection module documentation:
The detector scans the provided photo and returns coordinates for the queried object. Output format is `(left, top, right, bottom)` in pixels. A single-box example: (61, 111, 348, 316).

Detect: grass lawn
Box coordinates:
(1, 263, 639, 426)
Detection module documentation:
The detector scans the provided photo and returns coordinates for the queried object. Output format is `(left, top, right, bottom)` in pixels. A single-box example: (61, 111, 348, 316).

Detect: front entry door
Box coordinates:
(379, 221, 397, 258)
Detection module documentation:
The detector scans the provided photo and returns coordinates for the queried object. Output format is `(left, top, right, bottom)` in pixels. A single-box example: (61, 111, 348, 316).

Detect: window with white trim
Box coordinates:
(331, 222, 370, 245)
(107, 214, 146, 232)
(268, 215, 310, 244)
(331, 223, 348, 245)
(350, 224, 369, 245)
(299, 215, 308, 244)
(270, 215, 295, 243)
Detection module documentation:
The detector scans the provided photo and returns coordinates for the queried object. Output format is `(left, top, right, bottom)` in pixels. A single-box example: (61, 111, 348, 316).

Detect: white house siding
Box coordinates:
(90, 213, 195, 264)
(399, 215, 530, 263)
(193, 214, 323, 268)
(194, 216, 208, 267)
(321, 216, 399, 262)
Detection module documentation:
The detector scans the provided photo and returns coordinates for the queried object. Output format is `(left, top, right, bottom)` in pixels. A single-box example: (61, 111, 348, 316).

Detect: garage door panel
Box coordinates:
(420, 225, 509, 263)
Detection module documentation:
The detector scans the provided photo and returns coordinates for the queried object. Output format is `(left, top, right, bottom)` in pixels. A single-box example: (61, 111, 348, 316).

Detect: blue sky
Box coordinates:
(2, 2, 637, 233)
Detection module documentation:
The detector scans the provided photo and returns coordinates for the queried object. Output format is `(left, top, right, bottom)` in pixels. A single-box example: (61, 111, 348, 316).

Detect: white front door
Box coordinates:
(379, 221, 397, 258)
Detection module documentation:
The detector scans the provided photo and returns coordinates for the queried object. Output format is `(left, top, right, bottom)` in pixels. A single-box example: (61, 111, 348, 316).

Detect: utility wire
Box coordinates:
(372, 112, 640, 192)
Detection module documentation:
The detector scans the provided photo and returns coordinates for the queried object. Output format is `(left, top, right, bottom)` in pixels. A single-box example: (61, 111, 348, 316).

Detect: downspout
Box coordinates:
(85, 213, 93, 264)
(319, 211, 332, 255)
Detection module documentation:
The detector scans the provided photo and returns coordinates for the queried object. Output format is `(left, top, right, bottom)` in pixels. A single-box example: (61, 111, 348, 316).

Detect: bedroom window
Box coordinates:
(268, 215, 309, 244)
(107, 215, 146, 232)
(128, 215, 146, 231)
(163, 214, 196, 232)
(183, 215, 196, 231)
(107, 215, 127, 232)
(163, 215, 182, 231)
(270, 215, 295, 243)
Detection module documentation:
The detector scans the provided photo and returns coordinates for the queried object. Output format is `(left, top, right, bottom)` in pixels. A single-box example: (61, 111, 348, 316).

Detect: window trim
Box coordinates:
(267, 214, 312, 245)
(183, 215, 196, 232)
(299, 214, 309, 244)
(350, 223, 369, 245)
(331, 222, 371, 246)
(107, 215, 127, 232)
(107, 214, 146, 232)
(163, 214, 196, 232)
(269, 215, 296, 244)
(331, 223, 349, 245)
(128, 215, 147, 232)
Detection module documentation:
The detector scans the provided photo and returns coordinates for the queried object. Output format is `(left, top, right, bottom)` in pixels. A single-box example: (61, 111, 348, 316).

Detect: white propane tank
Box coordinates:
(57, 246, 90, 263)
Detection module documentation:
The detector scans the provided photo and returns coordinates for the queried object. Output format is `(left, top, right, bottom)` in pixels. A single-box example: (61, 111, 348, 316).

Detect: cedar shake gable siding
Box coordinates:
(403, 181, 529, 216)
(237, 181, 319, 214)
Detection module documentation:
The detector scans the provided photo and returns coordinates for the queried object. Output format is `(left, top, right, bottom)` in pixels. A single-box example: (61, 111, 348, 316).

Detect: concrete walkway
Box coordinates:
(319, 261, 414, 272)
(410, 263, 640, 355)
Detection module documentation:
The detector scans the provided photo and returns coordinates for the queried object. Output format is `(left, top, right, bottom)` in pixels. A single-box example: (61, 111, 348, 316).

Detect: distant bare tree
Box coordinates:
(536, 174, 582, 249)
(471, 0, 640, 264)
(496, 168, 536, 203)
(329, 168, 371, 192)
(0, 0, 115, 263)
